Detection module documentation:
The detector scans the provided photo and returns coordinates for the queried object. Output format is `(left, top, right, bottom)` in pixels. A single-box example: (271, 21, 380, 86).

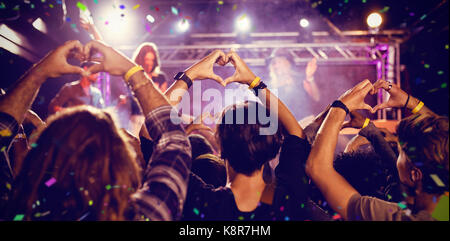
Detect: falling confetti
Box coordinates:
(232, 4, 237, 11)
(133, 4, 140, 10)
(119, 4, 125, 10)
(76, 1, 87, 11)
(218, 1, 224, 5)
(13, 214, 25, 221)
(193, 208, 199, 215)
(105, 184, 111, 190)
(45, 177, 56, 187)
(0, 129, 12, 137)
(171, 6, 179, 15)
(430, 174, 445, 187)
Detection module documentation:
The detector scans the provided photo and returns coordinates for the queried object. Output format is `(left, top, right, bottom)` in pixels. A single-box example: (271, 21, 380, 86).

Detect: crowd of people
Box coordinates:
(0, 39, 447, 221)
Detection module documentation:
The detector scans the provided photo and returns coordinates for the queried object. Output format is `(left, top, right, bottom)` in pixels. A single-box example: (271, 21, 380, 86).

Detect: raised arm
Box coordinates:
(224, 50, 304, 138)
(305, 79, 374, 220)
(83, 40, 191, 221)
(164, 50, 227, 106)
(0, 40, 85, 124)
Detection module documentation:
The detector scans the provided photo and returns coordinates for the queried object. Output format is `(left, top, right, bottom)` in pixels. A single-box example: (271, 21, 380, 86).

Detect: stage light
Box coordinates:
(299, 18, 309, 28)
(32, 18, 47, 33)
(176, 19, 190, 33)
(367, 12, 382, 28)
(236, 14, 251, 32)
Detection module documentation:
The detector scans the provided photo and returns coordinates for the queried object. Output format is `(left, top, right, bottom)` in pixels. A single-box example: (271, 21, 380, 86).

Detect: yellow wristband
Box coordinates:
(412, 101, 424, 114)
(248, 77, 261, 89)
(124, 65, 144, 83)
(362, 118, 370, 128)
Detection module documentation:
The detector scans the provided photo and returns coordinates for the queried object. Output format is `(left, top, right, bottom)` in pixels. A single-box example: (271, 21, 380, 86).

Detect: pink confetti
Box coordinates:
(45, 177, 56, 187)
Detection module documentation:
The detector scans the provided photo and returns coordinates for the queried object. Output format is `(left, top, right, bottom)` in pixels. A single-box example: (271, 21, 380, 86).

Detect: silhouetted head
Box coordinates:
(9, 106, 141, 220)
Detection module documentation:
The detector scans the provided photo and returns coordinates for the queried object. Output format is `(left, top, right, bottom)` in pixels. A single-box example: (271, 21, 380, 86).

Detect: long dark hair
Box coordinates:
(132, 42, 161, 75)
(8, 106, 141, 220)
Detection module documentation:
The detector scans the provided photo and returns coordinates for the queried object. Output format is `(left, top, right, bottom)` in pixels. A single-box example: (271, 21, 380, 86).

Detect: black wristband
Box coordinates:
(174, 72, 193, 88)
(403, 94, 410, 109)
(331, 100, 349, 115)
(252, 81, 267, 96)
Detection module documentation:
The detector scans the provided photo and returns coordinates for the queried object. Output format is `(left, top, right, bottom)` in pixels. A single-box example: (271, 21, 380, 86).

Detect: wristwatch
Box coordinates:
(174, 72, 193, 88)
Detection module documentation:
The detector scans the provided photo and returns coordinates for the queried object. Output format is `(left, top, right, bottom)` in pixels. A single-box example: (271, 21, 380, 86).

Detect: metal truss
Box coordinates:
(153, 42, 391, 67)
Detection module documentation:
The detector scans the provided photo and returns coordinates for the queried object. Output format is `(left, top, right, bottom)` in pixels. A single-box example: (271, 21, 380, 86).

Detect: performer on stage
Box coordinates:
(266, 48, 320, 122)
(132, 42, 169, 92)
(48, 62, 105, 115)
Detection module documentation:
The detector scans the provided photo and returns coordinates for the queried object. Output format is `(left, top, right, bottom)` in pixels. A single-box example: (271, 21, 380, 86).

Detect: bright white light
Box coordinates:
(236, 15, 251, 32)
(176, 19, 190, 33)
(367, 12, 382, 28)
(32, 18, 47, 33)
(299, 18, 309, 28)
(146, 14, 155, 23)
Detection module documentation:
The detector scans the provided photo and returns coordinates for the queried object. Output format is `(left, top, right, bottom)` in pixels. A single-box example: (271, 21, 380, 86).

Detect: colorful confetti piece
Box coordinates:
(45, 177, 56, 187)
(430, 174, 445, 187)
(13, 214, 24, 221)
(76, 1, 87, 11)
(133, 4, 140, 10)
(193, 208, 199, 215)
(171, 6, 178, 15)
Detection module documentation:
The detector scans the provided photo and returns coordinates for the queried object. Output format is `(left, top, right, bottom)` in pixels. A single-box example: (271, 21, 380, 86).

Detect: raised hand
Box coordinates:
(305, 57, 318, 79)
(223, 49, 257, 86)
(184, 50, 227, 85)
(370, 79, 408, 113)
(33, 40, 86, 79)
(83, 40, 135, 76)
(338, 79, 374, 113)
(342, 111, 368, 129)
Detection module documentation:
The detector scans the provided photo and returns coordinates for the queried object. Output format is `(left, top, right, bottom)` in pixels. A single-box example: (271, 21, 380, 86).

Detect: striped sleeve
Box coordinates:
(132, 105, 192, 221)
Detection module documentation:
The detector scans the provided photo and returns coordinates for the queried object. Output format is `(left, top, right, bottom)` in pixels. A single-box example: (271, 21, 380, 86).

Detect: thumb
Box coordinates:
(362, 103, 373, 113)
(210, 74, 225, 86)
(65, 65, 86, 76)
(224, 73, 238, 86)
(85, 62, 104, 75)
(371, 102, 389, 113)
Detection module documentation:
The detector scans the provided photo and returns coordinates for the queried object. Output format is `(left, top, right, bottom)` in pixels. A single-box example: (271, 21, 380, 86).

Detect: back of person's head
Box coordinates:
(189, 134, 214, 159)
(397, 114, 449, 194)
(216, 101, 282, 176)
(334, 150, 398, 201)
(189, 134, 226, 187)
(132, 42, 161, 74)
(9, 106, 141, 220)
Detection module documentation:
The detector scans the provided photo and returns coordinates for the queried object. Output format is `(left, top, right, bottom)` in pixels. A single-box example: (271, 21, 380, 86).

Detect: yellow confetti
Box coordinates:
(133, 4, 140, 9)
(0, 129, 12, 137)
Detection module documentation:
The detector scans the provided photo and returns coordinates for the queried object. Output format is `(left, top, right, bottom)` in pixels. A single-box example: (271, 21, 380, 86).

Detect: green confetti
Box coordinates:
(440, 83, 447, 88)
(362, 0, 367, 3)
(379, 6, 390, 13)
(105, 184, 112, 190)
(328, 8, 332, 13)
(420, 14, 427, 20)
(424, 64, 430, 69)
(445, 44, 449, 50)
(94, 0, 98, 4)
(193, 208, 199, 215)
(89, 200, 93, 206)
(438, 71, 444, 75)
(397, 202, 407, 209)
(13, 214, 25, 221)
(238, 216, 244, 220)
(76, 1, 87, 11)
